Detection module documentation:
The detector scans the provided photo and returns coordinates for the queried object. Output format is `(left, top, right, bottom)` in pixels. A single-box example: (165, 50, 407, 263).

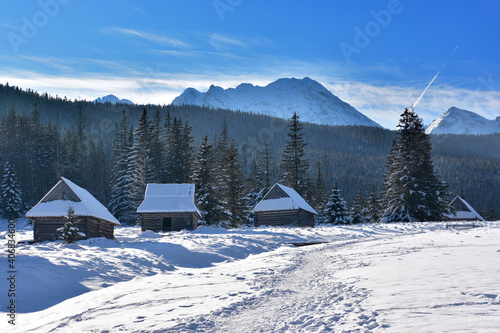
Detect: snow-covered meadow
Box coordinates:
(1, 220, 499, 332)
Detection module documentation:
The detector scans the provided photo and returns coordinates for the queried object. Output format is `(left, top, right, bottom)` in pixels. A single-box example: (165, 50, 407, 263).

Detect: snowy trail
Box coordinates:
(171, 240, 381, 332)
(2, 222, 500, 332)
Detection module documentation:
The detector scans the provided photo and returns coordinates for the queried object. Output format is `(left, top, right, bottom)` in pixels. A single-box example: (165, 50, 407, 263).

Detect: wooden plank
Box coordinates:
(262, 184, 289, 200)
(41, 181, 80, 202)
(140, 212, 197, 232)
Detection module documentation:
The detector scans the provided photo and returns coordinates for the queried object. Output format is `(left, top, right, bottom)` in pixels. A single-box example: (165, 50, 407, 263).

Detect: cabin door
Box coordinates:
(162, 217, 172, 231)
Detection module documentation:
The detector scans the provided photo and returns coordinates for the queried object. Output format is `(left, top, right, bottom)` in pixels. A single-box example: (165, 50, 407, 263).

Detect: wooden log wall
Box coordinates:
(140, 212, 199, 232)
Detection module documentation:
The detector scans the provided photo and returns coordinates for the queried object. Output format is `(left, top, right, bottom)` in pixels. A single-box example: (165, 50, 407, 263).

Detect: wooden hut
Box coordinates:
(445, 196, 485, 221)
(252, 183, 317, 227)
(137, 184, 201, 232)
(26, 177, 120, 242)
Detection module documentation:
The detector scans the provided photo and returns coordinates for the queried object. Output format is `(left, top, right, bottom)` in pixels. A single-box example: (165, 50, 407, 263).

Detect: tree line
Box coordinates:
(0, 83, 499, 220)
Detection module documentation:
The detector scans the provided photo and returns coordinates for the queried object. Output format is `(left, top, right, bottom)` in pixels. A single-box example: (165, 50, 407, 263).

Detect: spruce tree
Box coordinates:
(382, 108, 451, 222)
(1, 161, 23, 219)
(260, 143, 274, 190)
(166, 118, 194, 183)
(191, 136, 222, 224)
(214, 121, 230, 221)
(149, 109, 164, 183)
(126, 109, 153, 219)
(350, 189, 366, 224)
(366, 190, 381, 222)
(322, 184, 350, 224)
(312, 162, 325, 212)
(222, 141, 246, 227)
(57, 206, 85, 244)
(280, 112, 309, 196)
(109, 111, 135, 223)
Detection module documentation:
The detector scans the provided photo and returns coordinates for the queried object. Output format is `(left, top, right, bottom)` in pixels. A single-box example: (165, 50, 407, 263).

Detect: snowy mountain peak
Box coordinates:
(172, 77, 381, 127)
(426, 107, 500, 135)
(94, 94, 134, 105)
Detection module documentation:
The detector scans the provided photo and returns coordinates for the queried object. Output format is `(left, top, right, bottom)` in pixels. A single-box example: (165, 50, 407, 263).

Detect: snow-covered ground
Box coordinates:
(1, 220, 499, 332)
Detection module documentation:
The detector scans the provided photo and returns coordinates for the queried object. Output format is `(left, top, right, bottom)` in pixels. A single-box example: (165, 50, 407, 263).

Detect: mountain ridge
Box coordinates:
(94, 94, 134, 105)
(426, 107, 500, 135)
(173, 77, 381, 128)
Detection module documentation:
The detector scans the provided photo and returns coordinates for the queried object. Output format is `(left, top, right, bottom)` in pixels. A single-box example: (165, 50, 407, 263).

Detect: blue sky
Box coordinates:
(1, 0, 499, 128)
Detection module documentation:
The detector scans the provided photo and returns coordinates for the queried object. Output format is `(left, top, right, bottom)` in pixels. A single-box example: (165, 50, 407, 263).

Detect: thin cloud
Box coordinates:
(207, 33, 246, 50)
(21, 56, 73, 72)
(104, 27, 189, 48)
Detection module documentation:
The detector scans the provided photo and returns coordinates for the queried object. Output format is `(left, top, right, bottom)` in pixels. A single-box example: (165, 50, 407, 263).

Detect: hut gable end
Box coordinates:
(41, 181, 80, 202)
(446, 196, 485, 221)
(262, 185, 289, 200)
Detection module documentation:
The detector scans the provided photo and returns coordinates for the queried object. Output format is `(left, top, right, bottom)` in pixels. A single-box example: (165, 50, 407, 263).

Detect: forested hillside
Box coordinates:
(0, 83, 498, 219)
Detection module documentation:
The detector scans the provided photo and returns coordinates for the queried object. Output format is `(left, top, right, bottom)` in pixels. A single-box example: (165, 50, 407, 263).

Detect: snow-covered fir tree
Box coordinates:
(260, 143, 274, 190)
(109, 111, 136, 224)
(350, 189, 367, 224)
(322, 184, 350, 224)
(126, 109, 154, 221)
(280, 112, 309, 196)
(1, 161, 23, 219)
(214, 121, 231, 223)
(191, 136, 222, 224)
(382, 108, 451, 222)
(166, 118, 193, 183)
(311, 162, 325, 212)
(245, 157, 265, 215)
(365, 190, 381, 222)
(149, 109, 164, 183)
(57, 206, 86, 244)
(221, 141, 247, 227)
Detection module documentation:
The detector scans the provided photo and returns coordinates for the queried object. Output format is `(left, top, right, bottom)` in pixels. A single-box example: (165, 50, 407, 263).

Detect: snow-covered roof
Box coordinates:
(445, 196, 485, 221)
(252, 183, 317, 214)
(137, 184, 201, 215)
(26, 177, 120, 225)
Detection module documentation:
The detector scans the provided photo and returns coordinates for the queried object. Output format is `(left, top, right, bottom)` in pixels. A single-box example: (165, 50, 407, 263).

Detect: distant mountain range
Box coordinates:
(426, 107, 500, 135)
(172, 77, 381, 128)
(94, 94, 134, 105)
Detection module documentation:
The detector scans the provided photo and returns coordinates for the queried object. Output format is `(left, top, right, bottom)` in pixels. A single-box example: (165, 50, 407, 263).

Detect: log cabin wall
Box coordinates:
(255, 209, 314, 227)
(33, 217, 87, 242)
(255, 210, 298, 227)
(297, 209, 315, 227)
(33, 216, 115, 242)
(140, 212, 199, 232)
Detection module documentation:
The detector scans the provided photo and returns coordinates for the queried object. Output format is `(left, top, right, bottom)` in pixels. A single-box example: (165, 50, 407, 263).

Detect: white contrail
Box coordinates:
(411, 45, 459, 111)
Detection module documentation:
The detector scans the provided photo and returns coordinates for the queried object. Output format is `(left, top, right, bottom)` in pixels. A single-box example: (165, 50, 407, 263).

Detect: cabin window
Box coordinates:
(162, 217, 172, 231)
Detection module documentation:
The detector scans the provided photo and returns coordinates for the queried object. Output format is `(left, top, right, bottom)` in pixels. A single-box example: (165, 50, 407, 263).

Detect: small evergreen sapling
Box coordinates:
(322, 184, 350, 224)
(57, 207, 86, 244)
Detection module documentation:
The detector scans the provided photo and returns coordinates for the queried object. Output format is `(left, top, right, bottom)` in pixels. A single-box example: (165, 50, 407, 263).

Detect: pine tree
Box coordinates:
(57, 206, 85, 244)
(191, 136, 222, 224)
(322, 184, 350, 224)
(149, 109, 164, 183)
(1, 161, 23, 219)
(126, 109, 153, 220)
(166, 118, 194, 183)
(222, 141, 247, 227)
(260, 143, 274, 190)
(109, 112, 136, 224)
(350, 189, 366, 224)
(245, 157, 264, 212)
(62, 103, 87, 185)
(312, 162, 325, 212)
(280, 112, 309, 196)
(366, 190, 381, 222)
(382, 108, 451, 222)
(214, 121, 231, 222)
